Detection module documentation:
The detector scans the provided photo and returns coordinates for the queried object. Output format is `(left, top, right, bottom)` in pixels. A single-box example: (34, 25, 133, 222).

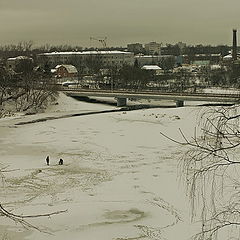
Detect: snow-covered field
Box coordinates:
(0, 93, 203, 240)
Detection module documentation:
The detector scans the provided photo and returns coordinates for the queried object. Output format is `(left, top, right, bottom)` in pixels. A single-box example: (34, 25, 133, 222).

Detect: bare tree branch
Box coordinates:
(161, 104, 240, 239)
(0, 204, 67, 234)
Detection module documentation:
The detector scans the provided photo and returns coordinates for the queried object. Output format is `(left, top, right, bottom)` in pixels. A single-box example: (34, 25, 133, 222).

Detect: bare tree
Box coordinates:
(0, 59, 58, 115)
(85, 55, 103, 75)
(0, 66, 11, 106)
(161, 104, 240, 239)
(14, 71, 58, 112)
(117, 65, 152, 90)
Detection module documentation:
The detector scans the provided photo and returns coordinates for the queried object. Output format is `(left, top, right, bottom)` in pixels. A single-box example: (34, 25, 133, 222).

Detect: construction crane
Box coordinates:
(90, 37, 107, 48)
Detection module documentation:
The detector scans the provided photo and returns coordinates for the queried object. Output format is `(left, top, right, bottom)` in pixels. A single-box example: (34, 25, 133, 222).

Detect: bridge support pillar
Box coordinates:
(176, 100, 184, 107)
(117, 97, 127, 107)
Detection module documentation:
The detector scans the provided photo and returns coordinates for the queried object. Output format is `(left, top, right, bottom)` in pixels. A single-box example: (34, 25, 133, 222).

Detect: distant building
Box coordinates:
(223, 53, 240, 62)
(145, 42, 162, 55)
(194, 54, 221, 64)
(127, 43, 144, 54)
(177, 54, 221, 65)
(141, 65, 163, 75)
(37, 51, 134, 72)
(134, 55, 175, 67)
(135, 55, 159, 66)
(52, 64, 78, 79)
(6, 56, 33, 72)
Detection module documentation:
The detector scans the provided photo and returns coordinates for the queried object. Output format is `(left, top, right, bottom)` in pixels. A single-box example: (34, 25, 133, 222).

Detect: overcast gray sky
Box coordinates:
(0, 0, 239, 47)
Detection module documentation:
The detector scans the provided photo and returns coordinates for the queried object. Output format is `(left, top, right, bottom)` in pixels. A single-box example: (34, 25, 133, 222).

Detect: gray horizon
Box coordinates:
(0, 0, 239, 47)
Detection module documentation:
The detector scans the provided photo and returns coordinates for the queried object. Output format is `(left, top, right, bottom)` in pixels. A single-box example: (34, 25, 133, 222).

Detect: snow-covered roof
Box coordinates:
(223, 54, 232, 59)
(141, 65, 162, 70)
(135, 55, 173, 58)
(7, 56, 33, 61)
(135, 55, 158, 58)
(55, 64, 78, 73)
(223, 53, 240, 59)
(195, 54, 221, 57)
(39, 51, 133, 56)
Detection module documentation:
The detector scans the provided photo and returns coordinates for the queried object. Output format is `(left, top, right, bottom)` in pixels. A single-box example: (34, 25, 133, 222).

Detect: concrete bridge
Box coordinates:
(61, 88, 240, 107)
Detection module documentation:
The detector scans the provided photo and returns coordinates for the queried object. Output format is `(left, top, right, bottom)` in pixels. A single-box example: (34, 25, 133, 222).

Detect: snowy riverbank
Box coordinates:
(0, 93, 204, 240)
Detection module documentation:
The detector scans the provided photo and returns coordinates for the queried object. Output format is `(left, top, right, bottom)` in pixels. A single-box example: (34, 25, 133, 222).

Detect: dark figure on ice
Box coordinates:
(59, 159, 63, 165)
(46, 156, 50, 165)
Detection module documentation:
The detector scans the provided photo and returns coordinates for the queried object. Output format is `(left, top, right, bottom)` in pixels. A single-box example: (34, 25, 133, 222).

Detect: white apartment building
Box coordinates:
(37, 51, 134, 70)
(144, 42, 162, 55)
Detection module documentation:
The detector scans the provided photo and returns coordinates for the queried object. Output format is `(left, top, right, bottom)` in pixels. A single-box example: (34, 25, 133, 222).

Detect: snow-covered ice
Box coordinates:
(0, 93, 202, 240)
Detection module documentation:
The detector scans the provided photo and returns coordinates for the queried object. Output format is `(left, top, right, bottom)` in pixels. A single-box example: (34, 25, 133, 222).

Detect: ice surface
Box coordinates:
(0, 93, 202, 240)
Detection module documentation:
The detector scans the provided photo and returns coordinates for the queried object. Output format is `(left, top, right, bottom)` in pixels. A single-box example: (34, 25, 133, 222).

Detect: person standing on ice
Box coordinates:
(46, 156, 50, 165)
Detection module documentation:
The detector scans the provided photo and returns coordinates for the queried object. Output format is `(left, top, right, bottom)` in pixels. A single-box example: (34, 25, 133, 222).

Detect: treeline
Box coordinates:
(0, 41, 235, 60)
(0, 41, 84, 61)
(161, 44, 232, 56)
(0, 41, 127, 61)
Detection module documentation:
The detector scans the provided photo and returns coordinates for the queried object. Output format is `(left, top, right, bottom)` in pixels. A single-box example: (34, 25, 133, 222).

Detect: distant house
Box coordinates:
(141, 65, 163, 75)
(52, 64, 78, 78)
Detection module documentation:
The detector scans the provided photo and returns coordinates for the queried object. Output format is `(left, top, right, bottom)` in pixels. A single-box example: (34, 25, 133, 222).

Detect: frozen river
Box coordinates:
(0, 94, 200, 240)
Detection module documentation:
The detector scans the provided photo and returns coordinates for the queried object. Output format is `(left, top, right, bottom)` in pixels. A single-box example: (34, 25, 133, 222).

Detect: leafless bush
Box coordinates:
(15, 75, 58, 112)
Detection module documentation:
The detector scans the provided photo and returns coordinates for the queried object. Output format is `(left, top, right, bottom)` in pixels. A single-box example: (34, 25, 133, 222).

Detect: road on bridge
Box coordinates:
(60, 87, 240, 106)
